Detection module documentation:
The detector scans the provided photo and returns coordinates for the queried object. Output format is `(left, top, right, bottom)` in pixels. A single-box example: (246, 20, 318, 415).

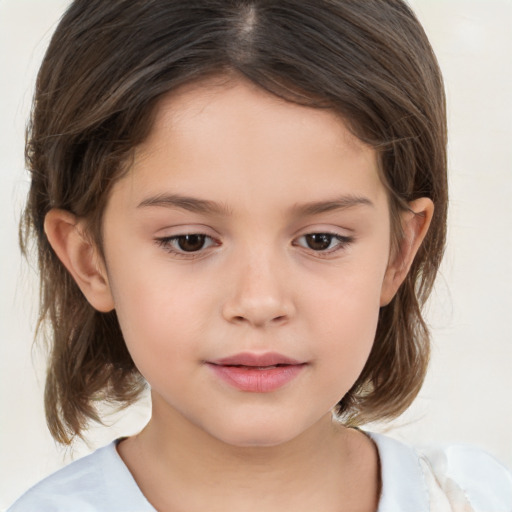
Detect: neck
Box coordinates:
(118, 396, 380, 512)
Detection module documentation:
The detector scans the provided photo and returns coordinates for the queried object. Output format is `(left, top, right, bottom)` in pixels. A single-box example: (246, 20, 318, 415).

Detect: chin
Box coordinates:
(208, 416, 312, 449)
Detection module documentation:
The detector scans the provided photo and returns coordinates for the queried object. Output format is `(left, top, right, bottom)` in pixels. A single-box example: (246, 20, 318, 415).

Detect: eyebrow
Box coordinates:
(137, 193, 232, 215)
(290, 195, 374, 216)
(137, 193, 373, 216)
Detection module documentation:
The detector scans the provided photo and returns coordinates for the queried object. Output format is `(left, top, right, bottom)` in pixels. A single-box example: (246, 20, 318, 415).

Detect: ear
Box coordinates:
(380, 198, 434, 307)
(44, 209, 115, 312)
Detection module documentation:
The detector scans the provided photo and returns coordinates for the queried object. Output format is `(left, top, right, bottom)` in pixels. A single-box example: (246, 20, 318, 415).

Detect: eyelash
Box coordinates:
(155, 234, 219, 259)
(155, 232, 354, 259)
(293, 233, 354, 256)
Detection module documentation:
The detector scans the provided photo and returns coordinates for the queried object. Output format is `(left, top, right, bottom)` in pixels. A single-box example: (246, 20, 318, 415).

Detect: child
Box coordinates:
(8, 0, 512, 511)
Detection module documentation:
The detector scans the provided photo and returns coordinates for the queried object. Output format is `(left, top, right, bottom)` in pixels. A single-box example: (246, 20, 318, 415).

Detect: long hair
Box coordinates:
(21, 0, 447, 443)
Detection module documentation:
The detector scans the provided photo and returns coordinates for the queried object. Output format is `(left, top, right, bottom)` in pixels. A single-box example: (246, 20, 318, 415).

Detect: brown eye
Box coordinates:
(294, 232, 353, 254)
(304, 233, 334, 251)
(156, 233, 217, 257)
(176, 234, 207, 252)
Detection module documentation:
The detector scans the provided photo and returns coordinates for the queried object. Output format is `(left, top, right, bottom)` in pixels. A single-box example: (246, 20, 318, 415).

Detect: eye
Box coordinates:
(156, 234, 217, 255)
(294, 233, 353, 253)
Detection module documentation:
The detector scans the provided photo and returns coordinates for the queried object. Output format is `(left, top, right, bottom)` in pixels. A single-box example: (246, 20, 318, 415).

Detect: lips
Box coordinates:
(206, 352, 307, 393)
(212, 352, 303, 367)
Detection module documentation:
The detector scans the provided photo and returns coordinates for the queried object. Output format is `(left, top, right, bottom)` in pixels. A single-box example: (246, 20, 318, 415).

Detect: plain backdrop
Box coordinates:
(1, 0, 511, 508)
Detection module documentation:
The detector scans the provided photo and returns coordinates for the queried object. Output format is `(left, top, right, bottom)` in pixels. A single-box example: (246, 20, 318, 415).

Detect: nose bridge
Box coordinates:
(222, 240, 294, 327)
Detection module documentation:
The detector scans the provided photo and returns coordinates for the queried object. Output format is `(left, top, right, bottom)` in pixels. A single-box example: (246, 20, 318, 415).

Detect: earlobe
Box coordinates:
(44, 209, 115, 312)
(380, 198, 434, 306)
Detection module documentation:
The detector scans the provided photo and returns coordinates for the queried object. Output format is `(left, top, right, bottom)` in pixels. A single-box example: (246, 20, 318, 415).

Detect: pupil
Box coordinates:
(178, 234, 205, 252)
(306, 234, 332, 251)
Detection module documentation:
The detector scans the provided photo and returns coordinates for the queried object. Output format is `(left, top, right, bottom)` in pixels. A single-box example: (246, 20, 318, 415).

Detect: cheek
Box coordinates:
(305, 257, 386, 368)
(105, 253, 215, 372)
(111, 284, 207, 393)
(318, 290, 380, 359)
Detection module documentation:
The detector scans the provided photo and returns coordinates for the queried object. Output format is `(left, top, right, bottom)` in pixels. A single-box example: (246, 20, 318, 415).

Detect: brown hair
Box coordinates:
(21, 0, 447, 444)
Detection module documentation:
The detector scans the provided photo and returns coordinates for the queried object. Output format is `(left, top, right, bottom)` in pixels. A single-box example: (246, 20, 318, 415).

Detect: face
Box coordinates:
(100, 79, 395, 447)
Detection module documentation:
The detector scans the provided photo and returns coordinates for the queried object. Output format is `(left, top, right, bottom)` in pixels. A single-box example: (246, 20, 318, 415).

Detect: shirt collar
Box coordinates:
(366, 431, 429, 512)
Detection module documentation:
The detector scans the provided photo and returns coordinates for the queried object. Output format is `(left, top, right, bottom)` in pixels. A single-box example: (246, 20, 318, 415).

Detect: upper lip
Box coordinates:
(209, 352, 305, 367)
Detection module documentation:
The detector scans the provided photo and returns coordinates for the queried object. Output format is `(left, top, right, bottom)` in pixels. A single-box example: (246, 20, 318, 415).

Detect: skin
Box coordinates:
(45, 78, 433, 512)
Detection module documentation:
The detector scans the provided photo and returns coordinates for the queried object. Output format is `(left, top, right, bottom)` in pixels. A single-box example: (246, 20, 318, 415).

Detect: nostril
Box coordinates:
(231, 314, 287, 325)
(222, 296, 295, 327)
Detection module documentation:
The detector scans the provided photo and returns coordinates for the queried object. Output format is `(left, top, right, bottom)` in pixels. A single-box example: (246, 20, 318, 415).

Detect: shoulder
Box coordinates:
(366, 431, 512, 512)
(419, 442, 512, 512)
(7, 441, 154, 512)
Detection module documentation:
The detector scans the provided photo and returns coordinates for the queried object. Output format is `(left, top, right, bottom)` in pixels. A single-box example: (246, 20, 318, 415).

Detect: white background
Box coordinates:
(1, 0, 511, 508)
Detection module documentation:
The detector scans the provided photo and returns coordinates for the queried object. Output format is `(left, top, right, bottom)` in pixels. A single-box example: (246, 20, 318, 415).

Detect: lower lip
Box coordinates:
(207, 364, 306, 393)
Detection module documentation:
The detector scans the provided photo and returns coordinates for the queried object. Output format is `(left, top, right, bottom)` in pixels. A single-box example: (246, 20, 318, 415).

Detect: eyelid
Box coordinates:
(153, 225, 354, 260)
(292, 231, 354, 257)
(155, 232, 220, 259)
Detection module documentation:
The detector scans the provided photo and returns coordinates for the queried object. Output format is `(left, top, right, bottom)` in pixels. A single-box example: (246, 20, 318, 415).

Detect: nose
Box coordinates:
(221, 247, 295, 328)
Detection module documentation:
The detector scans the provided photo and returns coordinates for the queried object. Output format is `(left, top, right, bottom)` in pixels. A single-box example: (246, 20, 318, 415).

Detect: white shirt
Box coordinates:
(8, 432, 512, 511)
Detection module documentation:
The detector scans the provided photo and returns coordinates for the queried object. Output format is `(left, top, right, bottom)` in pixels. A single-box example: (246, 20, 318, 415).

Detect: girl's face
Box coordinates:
(101, 79, 398, 447)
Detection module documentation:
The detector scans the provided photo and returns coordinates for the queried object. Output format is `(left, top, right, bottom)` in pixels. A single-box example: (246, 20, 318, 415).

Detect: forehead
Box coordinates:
(114, 77, 386, 215)
(145, 77, 370, 160)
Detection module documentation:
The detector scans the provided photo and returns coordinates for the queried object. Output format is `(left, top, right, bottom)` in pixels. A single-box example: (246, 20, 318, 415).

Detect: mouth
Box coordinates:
(206, 352, 307, 393)
(210, 352, 304, 367)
